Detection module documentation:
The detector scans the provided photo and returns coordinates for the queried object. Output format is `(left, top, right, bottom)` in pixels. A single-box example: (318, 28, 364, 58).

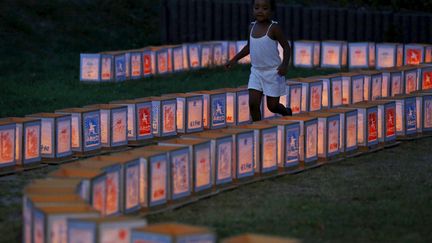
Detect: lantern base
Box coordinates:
(73, 149, 106, 159)
(128, 139, 156, 147)
(41, 156, 78, 165)
(0, 163, 48, 177)
(101, 145, 131, 153)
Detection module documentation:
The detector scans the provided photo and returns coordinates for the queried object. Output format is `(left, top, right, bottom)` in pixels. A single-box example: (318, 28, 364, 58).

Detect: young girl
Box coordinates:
(226, 0, 292, 121)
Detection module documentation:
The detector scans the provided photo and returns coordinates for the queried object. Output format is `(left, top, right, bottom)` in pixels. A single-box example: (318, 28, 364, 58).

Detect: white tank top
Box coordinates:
(250, 21, 281, 68)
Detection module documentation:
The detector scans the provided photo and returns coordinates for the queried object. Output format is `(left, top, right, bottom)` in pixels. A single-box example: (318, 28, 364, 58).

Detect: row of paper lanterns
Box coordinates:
(2, 64, 432, 169)
(79, 40, 432, 82)
(16, 67, 432, 243)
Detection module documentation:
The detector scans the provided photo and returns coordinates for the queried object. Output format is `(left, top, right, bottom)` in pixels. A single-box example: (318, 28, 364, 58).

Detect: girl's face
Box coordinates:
(253, 0, 272, 22)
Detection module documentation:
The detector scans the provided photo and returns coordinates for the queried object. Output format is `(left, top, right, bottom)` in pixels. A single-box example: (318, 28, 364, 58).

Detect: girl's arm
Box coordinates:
(272, 24, 291, 75)
(225, 24, 252, 68)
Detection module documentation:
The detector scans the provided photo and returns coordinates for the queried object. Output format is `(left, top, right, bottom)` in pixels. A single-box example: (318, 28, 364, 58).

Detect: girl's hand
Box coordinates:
(277, 64, 288, 76)
(225, 59, 236, 69)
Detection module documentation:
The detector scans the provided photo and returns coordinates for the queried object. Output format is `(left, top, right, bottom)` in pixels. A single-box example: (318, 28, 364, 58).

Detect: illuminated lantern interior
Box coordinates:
(56, 108, 101, 153)
(187, 44, 201, 69)
(108, 51, 128, 82)
(305, 112, 340, 159)
(287, 83, 303, 114)
(384, 95, 418, 136)
(367, 100, 397, 143)
(347, 103, 379, 146)
(348, 42, 375, 69)
(188, 90, 227, 129)
(277, 116, 318, 163)
(100, 54, 114, 81)
(110, 99, 153, 141)
(324, 108, 358, 153)
(213, 43, 224, 66)
(141, 48, 156, 77)
(131, 223, 216, 243)
(80, 53, 101, 82)
(390, 69, 403, 96)
(183, 132, 233, 185)
(358, 70, 382, 101)
(68, 217, 147, 243)
(376, 43, 401, 69)
(158, 138, 212, 193)
(321, 41, 347, 68)
(421, 67, 432, 90)
(171, 45, 185, 72)
(0, 120, 16, 168)
(200, 43, 213, 68)
(419, 93, 432, 132)
(26, 113, 72, 159)
(425, 45, 432, 63)
(136, 97, 176, 137)
(293, 40, 320, 68)
(330, 76, 343, 107)
(403, 68, 419, 94)
(235, 124, 278, 174)
(404, 44, 425, 65)
(128, 51, 142, 79)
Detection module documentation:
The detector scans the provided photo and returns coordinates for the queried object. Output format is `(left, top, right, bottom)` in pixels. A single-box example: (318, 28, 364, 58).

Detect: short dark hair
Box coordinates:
(252, 0, 276, 10)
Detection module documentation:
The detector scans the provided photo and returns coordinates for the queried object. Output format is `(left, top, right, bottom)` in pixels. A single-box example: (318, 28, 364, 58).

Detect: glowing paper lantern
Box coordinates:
(256, 119, 301, 168)
(187, 90, 227, 129)
(343, 73, 366, 104)
(420, 66, 432, 90)
(135, 97, 176, 137)
(200, 43, 213, 68)
(287, 83, 303, 114)
(329, 75, 344, 107)
(404, 44, 425, 65)
(108, 52, 129, 82)
(228, 41, 237, 61)
(321, 40, 347, 69)
(80, 54, 101, 82)
(278, 116, 318, 164)
(3, 117, 41, 166)
(222, 233, 300, 243)
(322, 108, 358, 153)
(142, 48, 156, 77)
(416, 92, 432, 133)
(382, 95, 418, 136)
(318, 74, 339, 108)
(182, 132, 233, 185)
(375, 43, 404, 69)
(26, 113, 72, 160)
(129, 51, 142, 79)
(187, 43, 201, 69)
(159, 138, 213, 193)
(155, 47, 172, 75)
(83, 104, 128, 149)
(172, 45, 186, 72)
(358, 70, 382, 101)
(364, 101, 397, 144)
(55, 108, 101, 154)
(141, 145, 191, 201)
(235, 124, 278, 174)
(213, 88, 251, 125)
(388, 68, 403, 96)
(206, 128, 255, 179)
(110, 99, 153, 142)
(345, 103, 379, 147)
(293, 40, 320, 68)
(402, 66, 419, 94)
(298, 77, 324, 111)
(32, 204, 99, 243)
(67, 217, 147, 243)
(237, 40, 251, 64)
(212, 42, 225, 66)
(0, 120, 16, 168)
(348, 42, 375, 69)
(425, 45, 432, 63)
(304, 112, 341, 159)
(160, 93, 204, 133)
(131, 223, 216, 243)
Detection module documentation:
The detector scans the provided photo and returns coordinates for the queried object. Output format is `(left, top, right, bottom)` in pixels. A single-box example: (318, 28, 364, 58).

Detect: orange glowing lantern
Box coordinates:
(2, 117, 41, 166)
(425, 45, 432, 63)
(413, 91, 432, 133)
(293, 40, 320, 68)
(26, 113, 72, 161)
(375, 43, 404, 69)
(318, 74, 340, 108)
(402, 66, 419, 94)
(344, 103, 379, 147)
(213, 87, 251, 125)
(348, 42, 375, 69)
(83, 104, 128, 149)
(131, 223, 216, 243)
(110, 99, 153, 142)
(101, 51, 129, 82)
(141, 48, 156, 77)
(366, 100, 397, 143)
(420, 66, 432, 90)
(171, 45, 186, 72)
(55, 108, 101, 155)
(187, 43, 201, 69)
(80, 54, 102, 82)
(159, 138, 213, 193)
(0, 120, 16, 169)
(135, 97, 177, 137)
(358, 70, 382, 101)
(404, 44, 425, 65)
(235, 123, 279, 174)
(329, 75, 344, 107)
(128, 51, 142, 80)
(321, 40, 347, 69)
(228, 41, 237, 61)
(67, 217, 147, 243)
(322, 108, 358, 153)
(382, 95, 418, 136)
(287, 77, 323, 112)
(160, 93, 204, 133)
(200, 43, 213, 68)
(287, 83, 303, 114)
(212, 42, 225, 66)
(187, 90, 227, 129)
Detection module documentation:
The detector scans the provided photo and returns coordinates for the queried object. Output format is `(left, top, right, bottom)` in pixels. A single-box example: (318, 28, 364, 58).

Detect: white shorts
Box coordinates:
(248, 66, 286, 97)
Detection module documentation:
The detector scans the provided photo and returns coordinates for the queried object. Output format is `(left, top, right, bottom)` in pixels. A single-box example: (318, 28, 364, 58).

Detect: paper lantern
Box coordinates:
(383, 95, 418, 136)
(322, 108, 358, 153)
(293, 40, 320, 68)
(358, 70, 382, 101)
(287, 77, 323, 112)
(387, 68, 404, 96)
(417, 92, 432, 133)
(160, 93, 204, 133)
(420, 66, 432, 90)
(32, 204, 99, 243)
(110, 99, 153, 142)
(55, 108, 101, 154)
(212, 42, 224, 66)
(172, 45, 186, 72)
(26, 113, 72, 160)
(321, 40, 347, 69)
(235, 124, 278, 174)
(425, 45, 432, 63)
(141, 145, 191, 201)
(182, 132, 233, 185)
(362, 101, 397, 143)
(222, 233, 300, 243)
(131, 223, 216, 243)
(200, 43, 213, 68)
(256, 119, 301, 168)
(67, 217, 147, 243)
(80, 54, 101, 82)
(278, 116, 318, 164)
(329, 75, 344, 107)
(187, 43, 201, 69)
(213, 88, 251, 125)
(155, 47, 172, 75)
(375, 43, 404, 69)
(83, 104, 128, 149)
(318, 74, 338, 108)
(404, 44, 425, 65)
(0, 120, 16, 168)
(345, 103, 379, 147)
(159, 138, 213, 192)
(237, 40, 251, 64)
(187, 90, 227, 129)
(3, 117, 41, 166)
(112, 52, 128, 82)
(403, 67, 419, 94)
(100, 54, 114, 82)
(135, 97, 176, 137)
(206, 128, 255, 179)
(228, 41, 238, 61)
(142, 48, 156, 77)
(287, 83, 303, 114)
(348, 42, 375, 69)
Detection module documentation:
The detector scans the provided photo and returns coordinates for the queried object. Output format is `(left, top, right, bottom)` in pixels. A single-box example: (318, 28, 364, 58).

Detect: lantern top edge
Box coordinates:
(181, 131, 232, 140)
(0, 117, 40, 124)
(26, 112, 71, 119)
(33, 203, 99, 215)
(55, 107, 100, 114)
(83, 104, 128, 110)
(160, 137, 211, 146)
